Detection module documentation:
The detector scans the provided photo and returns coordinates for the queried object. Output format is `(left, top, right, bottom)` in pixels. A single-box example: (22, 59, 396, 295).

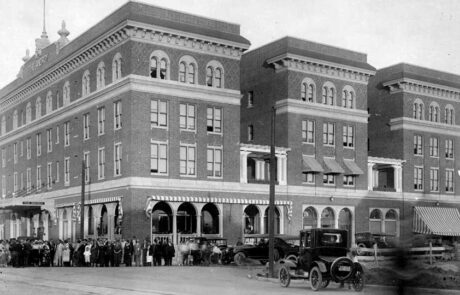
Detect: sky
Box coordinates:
(0, 0, 460, 89)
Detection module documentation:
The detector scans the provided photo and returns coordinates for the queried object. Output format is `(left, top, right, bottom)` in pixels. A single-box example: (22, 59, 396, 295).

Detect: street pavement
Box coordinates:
(1, 265, 460, 295)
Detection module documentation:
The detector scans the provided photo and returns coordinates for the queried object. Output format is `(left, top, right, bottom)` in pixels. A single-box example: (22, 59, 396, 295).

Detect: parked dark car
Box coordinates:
(232, 234, 299, 265)
(278, 228, 364, 292)
(355, 232, 396, 254)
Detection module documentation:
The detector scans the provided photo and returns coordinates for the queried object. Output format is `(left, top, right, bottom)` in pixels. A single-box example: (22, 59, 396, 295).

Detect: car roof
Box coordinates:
(244, 234, 299, 240)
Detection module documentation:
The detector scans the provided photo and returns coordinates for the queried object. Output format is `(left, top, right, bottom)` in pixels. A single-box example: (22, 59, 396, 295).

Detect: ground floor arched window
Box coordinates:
(303, 206, 317, 229)
(369, 209, 383, 233)
(177, 202, 196, 234)
(263, 207, 280, 234)
(88, 206, 94, 235)
(244, 204, 260, 234)
(321, 207, 335, 228)
(99, 205, 108, 236)
(62, 210, 69, 240)
(202, 203, 219, 234)
(384, 209, 398, 236)
(152, 201, 173, 234)
(339, 208, 352, 246)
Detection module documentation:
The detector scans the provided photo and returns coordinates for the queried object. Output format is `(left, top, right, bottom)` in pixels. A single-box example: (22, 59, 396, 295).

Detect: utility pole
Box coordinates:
(80, 160, 85, 240)
(268, 106, 276, 278)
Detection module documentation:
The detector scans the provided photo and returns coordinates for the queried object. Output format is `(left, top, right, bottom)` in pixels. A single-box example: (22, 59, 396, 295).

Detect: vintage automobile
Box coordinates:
(355, 232, 396, 255)
(232, 234, 299, 266)
(278, 228, 364, 292)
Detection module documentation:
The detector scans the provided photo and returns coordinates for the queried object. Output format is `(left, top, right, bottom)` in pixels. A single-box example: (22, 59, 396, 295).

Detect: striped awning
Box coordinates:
(343, 159, 364, 175)
(302, 155, 324, 173)
(323, 158, 345, 174)
(413, 206, 460, 236)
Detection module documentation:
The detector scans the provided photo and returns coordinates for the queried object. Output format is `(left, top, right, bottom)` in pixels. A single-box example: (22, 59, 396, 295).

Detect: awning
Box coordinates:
(302, 156, 324, 173)
(413, 206, 460, 236)
(323, 158, 344, 174)
(343, 159, 364, 175)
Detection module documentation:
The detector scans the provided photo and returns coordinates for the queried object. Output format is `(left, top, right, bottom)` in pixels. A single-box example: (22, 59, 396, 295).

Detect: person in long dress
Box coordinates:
(0, 240, 8, 267)
(54, 240, 64, 267)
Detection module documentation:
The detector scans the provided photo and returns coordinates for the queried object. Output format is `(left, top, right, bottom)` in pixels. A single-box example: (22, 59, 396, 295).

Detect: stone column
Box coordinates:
(105, 203, 118, 241)
(33, 214, 39, 237)
(58, 209, 63, 240)
(172, 210, 177, 245)
(10, 213, 15, 239)
(196, 214, 202, 236)
(43, 212, 49, 241)
(218, 204, 224, 237)
(367, 163, 375, 190)
(83, 206, 89, 237)
(392, 165, 402, 192)
(240, 151, 250, 183)
(276, 154, 287, 185)
(26, 215, 31, 236)
(92, 204, 102, 237)
(259, 205, 267, 234)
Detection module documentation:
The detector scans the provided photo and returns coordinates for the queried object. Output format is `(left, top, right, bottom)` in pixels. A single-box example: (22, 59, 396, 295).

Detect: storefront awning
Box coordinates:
(323, 158, 344, 174)
(302, 156, 324, 173)
(343, 159, 364, 175)
(0, 201, 45, 212)
(413, 206, 460, 236)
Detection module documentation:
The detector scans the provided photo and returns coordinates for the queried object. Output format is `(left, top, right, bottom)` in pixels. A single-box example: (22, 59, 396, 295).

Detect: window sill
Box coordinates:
(207, 176, 223, 180)
(180, 129, 197, 134)
(302, 142, 315, 145)
(207, 132, 223, 136)
(302, 182, 315, 185)
(343, 146, 355, 150)
(150, 172, 168, 176)
(180, 175, 197, 178)
(151, 126, 168, 130)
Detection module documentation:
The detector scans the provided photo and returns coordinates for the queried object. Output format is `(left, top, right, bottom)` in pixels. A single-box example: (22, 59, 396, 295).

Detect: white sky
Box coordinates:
(1, 0, 460, 89)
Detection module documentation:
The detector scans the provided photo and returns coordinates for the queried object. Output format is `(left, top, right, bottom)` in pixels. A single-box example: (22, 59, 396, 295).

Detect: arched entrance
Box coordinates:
(37, 213, 44, 240)
(177, 202, 196, 234)
(99, 205, 108, 236)
(244, 205, 260, 234)
(339, 208, 352, 247)
(201, 203, 219, 235)
(303, 206, 317, 229)
(62, 210, 69, 240)
(88, 206, 94, 235)
(152, 201, 173, 234)
(263, 207, 280, 234)
(321, 207, 335, 228)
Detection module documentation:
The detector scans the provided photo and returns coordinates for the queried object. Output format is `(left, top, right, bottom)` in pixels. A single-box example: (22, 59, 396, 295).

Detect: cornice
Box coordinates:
(0, 20, 249, 113)
(275, 98, 369, 124)
(240, 143, 291, 155)
(389, 117, 460, 136)
(266, 53, 375, 85)
(383, 78, 460, 101)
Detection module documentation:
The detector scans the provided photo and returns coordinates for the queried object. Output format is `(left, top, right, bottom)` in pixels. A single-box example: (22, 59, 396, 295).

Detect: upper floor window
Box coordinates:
(429, 103, 440, 122)
(302, 120, 315, 144)
(429, 137, 439, 157)
(323, 123, 335, 146)
(0, 116, 5, 135)
(445, 139, 454, 159)
(301, 78, 315, 102)
(82, 70, 91, 97)
(446, 170, 454, 192)
(207, 107, 222, 133)
(63, 81, 70, 106)
(150, 141, 168, 175)
(12, 110, 18, 130)
(35, 97, 42, 119)
(47, 129, 53, 153)
(150, 50, 169, 80)
(36, 133, 42, 156)
(248, 124, 254, 141)
(178, 56, 198, 84)
(83, 113, 90, 140)
(96, 62, 105, 90)
(180, 144, 196, 176)
(114, 142, 122, 176)
(248, 91, 254, 107)
(445, 105, 455, 125)
(179, 103, 196, 131)
(64, 121, 70, 147)
(414, 167, 423, 191)
(321, 82, 336, 106)
(413, 135, 423, 155)
(342, 86, 355, 108)
(26, 103, 31, 124)
(412, 99, 424, 120)
(112, 53, 122, 82)
(342, 125, 354, 148)
(114, 101, 122, 130)
(98, 107, 105, 135)
(207, 146, 222, 178)
(206, 61, 224, 88)
(151, 99, 168, 128)
(46, 91, 53, 114)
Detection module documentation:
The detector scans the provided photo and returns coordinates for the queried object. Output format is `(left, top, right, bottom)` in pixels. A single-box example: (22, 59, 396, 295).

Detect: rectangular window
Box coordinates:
(26, 138, 31, 159)
(56, 161, 60, 183)
(429, 168, 439, 192)
(207, 107, 222, 133)
(303, 173, 315, 184)
(302, 120, 315, 144)
(1, 149, 4, 168)
(36, 165, 42, 191)
(1, 175, 5, 198)
(413, 135, 422, 155)
(248, 91, 254, 107)
(47, 129, 53, 152)
(446, 170, 454, 192)
(13, 172, 18, 193)
(207, 147, 222, 177)
(84, 152, 90, 183)
(98, 107, 105, 135)
(13, 143, 18, 164)
(150, 100, 168, 128)
(343, 175, 355, 186)
(179, 103, 196, 131)
(114, 143, 122, 176)
(114, 101, 122, 129)
(64, 122, 70, 146)
(342, 125, 354, 148)
(322, 123, 335, 146)
(64, 157, 70, 186)
(180, 145, 196, 176)
(150, 141, 168, 174)
(36, 133, 42, 156)
(414, 167, 423, 191)
(20, 173, 23, 192)
(55, 125, 60, 144)
(98, 148, 105, 180)
(83, 113, 90, 140)
(323, 174, 335, 185)
(429, 137, 439, 157)
(445, 139, 454, 159)
(20, 141, 23, 157)
(47, 162, 52, 189)
(26, 168, 31, 193)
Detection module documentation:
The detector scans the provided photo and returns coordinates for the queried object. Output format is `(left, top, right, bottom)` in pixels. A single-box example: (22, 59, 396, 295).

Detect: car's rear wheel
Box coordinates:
(309, 266, 322, 291)
(233, 252, 246, 266)
(321, 279, 330, 288)
(279, 265, 291, 288)
(356, 243, 366, 255)
(352, 270, 364, 292)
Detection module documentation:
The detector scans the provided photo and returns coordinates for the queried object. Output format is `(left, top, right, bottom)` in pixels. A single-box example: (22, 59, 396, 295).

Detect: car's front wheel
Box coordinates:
(279, 265, 291, 288)
(309, 266, 322, 291)
(233, 252, 246, 266)
(352, 270, 364, 292)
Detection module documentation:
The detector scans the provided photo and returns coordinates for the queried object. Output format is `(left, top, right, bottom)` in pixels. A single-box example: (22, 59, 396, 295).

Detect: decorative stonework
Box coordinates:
(383, 78, 460, 101)
(266, 53, 375, 85)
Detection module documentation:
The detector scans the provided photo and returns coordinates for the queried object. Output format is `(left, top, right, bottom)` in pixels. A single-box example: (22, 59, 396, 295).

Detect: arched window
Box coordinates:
(244, 204, 260, 234)
(46, 91, 52, 114)
(413, 99, 424, 120)
(151, 201, 173, 234)
(429, 102, 440, 122)
(177, 202, 196, 234)
(112, 53, 122, 82)
(384, 209, 398, 236)
(26, 102, 31, 124)
(342, 86, 355, 108)
(179, 62, 186, 82)
(301, 78, 315, 102)
(303, 207, 318, 229)
(369, 209, 383, 233)
(263, 207, 280, 234)
(188, 64, 195, 84)
(322, 82, 336, 105)
(321, 207, 335, 228)
(149, 50, 170, 80)
(35, 97, 42, 119)
(96, 62, 105, 90)
(12, 110, 18, 130)
(82, 70, 90, 97)
(63, 81, 70, 106)
(445, 105, 455, 125)
(100, 205, 108, 236)
(206, 60, 224, 88)
(201, 203, 219, 235)
(178, 56, 198, 84)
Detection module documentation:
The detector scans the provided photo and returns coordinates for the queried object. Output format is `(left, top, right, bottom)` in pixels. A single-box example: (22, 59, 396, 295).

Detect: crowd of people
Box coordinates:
(0, 237, 178, 268)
